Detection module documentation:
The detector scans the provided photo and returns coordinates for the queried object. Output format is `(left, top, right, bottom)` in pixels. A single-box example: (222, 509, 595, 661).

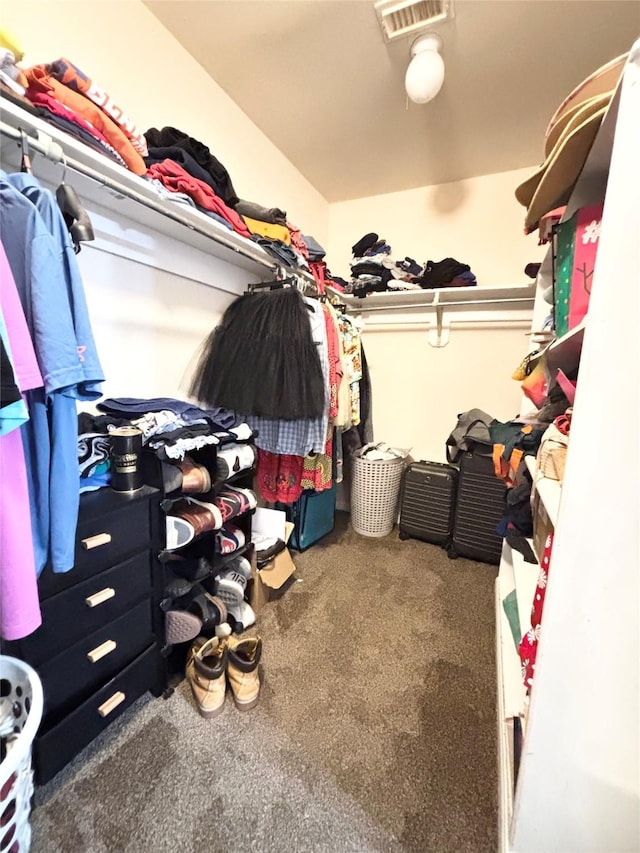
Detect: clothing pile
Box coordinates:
(6, 36, 327, 276)
(144, 126, 249, 236)
(189, 285, 372, 504)
(234, 198, 310, 270)
(0, 169, 104, 643)
(345, 232, 477, 296)
(22, 55, 147, 173)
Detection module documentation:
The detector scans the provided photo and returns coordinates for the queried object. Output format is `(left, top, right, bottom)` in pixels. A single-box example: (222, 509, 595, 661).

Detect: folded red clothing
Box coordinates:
(146, 159, 251, 238)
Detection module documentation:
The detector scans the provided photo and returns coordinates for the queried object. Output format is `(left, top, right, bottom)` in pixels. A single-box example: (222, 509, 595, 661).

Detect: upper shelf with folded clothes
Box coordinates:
(327, 282, 537, 315)
(0, 97, 317, 284)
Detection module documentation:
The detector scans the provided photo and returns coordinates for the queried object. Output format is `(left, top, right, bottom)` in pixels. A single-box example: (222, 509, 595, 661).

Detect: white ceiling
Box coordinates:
(145, 0, 639, 202)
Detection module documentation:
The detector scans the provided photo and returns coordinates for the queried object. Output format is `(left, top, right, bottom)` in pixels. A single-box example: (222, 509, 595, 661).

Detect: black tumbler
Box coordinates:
(110, 427, 143, 492)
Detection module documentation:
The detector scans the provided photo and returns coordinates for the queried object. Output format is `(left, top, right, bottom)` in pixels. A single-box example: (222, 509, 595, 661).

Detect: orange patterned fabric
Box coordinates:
(25, 65, 146, 175)
(47, 58, 148, 156)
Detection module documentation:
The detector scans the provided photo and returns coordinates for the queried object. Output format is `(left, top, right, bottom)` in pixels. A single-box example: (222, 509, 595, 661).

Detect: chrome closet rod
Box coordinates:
(0, 121, 279, 274)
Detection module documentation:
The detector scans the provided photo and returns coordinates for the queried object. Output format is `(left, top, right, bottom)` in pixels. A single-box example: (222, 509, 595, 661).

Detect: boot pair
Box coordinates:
(186, 634, 262, 718)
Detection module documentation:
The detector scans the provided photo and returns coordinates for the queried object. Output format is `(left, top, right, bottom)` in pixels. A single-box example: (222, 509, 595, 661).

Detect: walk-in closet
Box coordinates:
(0, 3, 638, 852)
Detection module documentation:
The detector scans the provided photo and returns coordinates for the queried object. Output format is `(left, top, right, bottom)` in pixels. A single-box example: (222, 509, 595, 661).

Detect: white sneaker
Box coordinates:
(227, 600, 256, 632)
(214, 557, 251, 607)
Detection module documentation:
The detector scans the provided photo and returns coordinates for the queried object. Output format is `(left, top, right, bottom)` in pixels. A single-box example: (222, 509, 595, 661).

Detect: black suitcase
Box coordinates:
(399, 461, 458, 546)
(448, 452, 506, 564)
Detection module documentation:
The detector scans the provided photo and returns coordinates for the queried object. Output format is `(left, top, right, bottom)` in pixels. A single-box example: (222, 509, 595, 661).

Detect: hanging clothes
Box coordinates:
(0, 171, 104, 577)
(0, 244, 43, 641)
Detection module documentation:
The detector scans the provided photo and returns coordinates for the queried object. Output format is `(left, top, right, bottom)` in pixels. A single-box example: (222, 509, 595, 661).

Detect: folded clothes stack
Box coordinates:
(343, 231, 477, 295)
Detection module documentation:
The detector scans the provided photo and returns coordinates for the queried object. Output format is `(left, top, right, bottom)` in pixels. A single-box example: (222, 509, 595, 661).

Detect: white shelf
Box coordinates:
(544, 319, 586, 374)
(511, 542, 539, 638)
(0, 97, 313, 282)
(525, 456, 562, 527)
(497, 556, 527, 720)
(334, 282, 536, 313)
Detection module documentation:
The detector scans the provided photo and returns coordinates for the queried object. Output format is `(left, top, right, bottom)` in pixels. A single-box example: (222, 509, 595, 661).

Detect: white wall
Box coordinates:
(327, 167, 542, 284)
(2, 0, 330, 398)
(327, 170, 545, 462)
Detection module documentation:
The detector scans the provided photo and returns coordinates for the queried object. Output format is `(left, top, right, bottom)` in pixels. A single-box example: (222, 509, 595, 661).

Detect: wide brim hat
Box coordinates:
(516, 52, 627, 231)
(515, 91, 612, 208)
(544, 52, 627, 137)
(523, 104, 607, 231)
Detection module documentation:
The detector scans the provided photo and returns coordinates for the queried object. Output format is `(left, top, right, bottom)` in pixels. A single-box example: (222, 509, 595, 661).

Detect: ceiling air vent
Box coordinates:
(375, 0, 453, 42)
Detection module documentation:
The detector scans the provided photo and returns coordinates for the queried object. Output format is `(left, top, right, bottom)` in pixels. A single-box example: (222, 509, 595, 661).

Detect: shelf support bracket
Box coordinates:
(427, 302, 450, 347)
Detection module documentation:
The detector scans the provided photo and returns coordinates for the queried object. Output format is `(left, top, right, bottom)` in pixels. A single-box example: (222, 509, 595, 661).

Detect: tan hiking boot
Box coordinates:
(186, 636, 228, 718)
(227, 636, 262, 711)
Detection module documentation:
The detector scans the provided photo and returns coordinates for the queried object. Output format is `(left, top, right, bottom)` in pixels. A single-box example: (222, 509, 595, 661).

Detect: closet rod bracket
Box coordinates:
(428, 304, 450, 348)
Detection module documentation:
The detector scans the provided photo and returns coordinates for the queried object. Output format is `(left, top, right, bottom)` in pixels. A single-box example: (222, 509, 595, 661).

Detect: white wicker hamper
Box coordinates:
(0, 657, 43, 853)
(350, 450, 406, 537)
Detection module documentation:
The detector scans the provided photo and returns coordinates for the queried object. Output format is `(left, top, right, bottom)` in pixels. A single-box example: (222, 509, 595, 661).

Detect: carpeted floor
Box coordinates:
(31, 513, 498, 852)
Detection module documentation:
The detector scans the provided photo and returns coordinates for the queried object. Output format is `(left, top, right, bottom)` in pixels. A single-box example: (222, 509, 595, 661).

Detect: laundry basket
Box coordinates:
(0, 657, 43, 853)
(350, 445, 407, 537)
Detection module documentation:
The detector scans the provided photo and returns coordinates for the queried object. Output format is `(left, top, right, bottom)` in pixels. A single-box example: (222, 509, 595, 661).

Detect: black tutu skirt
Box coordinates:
(189, 287, 326, 420)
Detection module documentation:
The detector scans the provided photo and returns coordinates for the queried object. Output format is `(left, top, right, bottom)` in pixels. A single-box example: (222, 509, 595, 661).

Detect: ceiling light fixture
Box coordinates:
(405, 32, 444, 104)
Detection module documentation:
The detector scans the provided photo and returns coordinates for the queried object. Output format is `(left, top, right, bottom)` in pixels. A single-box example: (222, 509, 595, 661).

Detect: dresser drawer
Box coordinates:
(34, 644, 159, 785)
(38, 600, 153, 721)
(19, 552, 151, 665)
(38, 486, 158, 600)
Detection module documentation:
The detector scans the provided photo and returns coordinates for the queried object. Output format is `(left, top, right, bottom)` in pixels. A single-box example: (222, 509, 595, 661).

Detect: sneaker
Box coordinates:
(214, 487, 257, 525)
(226, 600, 256, 634)
(215, 525, 246, 555)
(186, 636, 228, 719)
(227, 635, 262, 711)
(215, 443, 256, 481)
(165, 498, 224, 549)
(214, 556, 252, 607)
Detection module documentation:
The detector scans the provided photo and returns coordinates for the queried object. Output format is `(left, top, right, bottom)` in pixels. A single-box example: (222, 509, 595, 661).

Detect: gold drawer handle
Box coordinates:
(85, 587, 115, 608)
(81, 533, 112, 550)
(98, 691, 125, 718)
(87, 640, 117, 663)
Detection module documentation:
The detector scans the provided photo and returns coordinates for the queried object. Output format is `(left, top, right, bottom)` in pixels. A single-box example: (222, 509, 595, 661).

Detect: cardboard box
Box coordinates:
(249, 509, 297, 611)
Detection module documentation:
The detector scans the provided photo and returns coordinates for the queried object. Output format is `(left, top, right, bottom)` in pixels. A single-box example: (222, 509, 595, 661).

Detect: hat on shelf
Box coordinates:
(544, 52, 627, 139)
(516, 92, 611, 209)
(515, 53, 627, 232)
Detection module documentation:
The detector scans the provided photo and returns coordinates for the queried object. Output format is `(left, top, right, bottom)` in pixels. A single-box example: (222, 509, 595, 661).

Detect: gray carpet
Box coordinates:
(31, 513, 498, 852)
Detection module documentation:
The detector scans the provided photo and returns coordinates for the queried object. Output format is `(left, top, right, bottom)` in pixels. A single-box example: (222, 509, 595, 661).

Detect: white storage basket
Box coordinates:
(350, 450, 406, 537)
(0, 656, 43, 853)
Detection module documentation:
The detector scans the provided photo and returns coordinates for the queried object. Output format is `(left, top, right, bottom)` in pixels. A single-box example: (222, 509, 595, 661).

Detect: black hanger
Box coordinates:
(246, 275, 296, 294)
(19, 129, 32, 174)
(55, 155, 94, 254)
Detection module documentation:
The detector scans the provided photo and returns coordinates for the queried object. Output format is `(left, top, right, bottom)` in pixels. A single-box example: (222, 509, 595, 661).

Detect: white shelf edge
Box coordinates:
(334, 282, 536, 311)
(497, 559, 527, 720)
(496, 577, 516, 853)
(511, 542, 539, 642)
(525, 456, 562, 527)
(0, 97, 315, 284)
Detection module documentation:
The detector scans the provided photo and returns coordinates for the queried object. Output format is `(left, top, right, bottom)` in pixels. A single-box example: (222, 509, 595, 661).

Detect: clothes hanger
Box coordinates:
(55, 153, 95, 254)
(19, 129, 32, 174)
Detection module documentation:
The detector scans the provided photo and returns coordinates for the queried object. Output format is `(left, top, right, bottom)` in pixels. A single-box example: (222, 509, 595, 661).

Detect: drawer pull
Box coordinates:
(98, 691, 125, 718)
(87, 639, 117, 663)
(85, 587, 116, 608)
(81, 532, 112, 550)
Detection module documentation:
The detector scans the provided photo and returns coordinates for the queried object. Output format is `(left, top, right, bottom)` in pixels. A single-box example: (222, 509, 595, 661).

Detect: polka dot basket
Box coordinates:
(0, 657, 43, 853)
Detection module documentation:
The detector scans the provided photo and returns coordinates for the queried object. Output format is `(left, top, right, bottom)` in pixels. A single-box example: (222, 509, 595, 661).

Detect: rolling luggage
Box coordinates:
(398, 461, 458, 546)
(276, 482, 337, 551)
(448, 451, 506, 564)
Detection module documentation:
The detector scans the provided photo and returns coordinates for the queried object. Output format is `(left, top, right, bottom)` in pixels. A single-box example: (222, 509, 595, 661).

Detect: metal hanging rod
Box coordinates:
(346, 295, 534, 313)
(0, 116, 295, 277)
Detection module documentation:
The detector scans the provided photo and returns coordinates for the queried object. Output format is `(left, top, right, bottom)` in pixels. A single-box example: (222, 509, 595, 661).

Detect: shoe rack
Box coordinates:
(140, 441, 257, 696)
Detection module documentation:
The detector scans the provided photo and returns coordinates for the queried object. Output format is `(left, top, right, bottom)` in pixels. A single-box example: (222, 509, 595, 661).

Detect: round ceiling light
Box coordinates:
(405, 32, 445, 105)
